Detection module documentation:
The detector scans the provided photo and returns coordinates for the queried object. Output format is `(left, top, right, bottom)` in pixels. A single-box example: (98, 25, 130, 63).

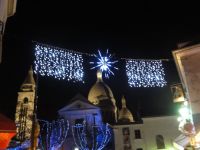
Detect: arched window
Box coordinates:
(156, 135, 165, 149)
(23, 97, 28, 104)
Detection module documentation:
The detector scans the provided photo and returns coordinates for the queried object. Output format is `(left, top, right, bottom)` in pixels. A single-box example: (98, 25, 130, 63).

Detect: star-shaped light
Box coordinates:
(90, 50, 118, 78)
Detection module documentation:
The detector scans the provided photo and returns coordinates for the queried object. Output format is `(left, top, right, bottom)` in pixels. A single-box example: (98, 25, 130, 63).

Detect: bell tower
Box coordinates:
(15, 66, 35, 142)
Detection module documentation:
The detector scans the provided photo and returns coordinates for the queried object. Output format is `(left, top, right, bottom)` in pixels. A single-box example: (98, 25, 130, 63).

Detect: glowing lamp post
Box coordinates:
(177, 100, 196, 149)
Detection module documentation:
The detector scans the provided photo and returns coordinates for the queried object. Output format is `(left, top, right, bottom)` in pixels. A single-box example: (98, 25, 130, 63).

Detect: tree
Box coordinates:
(72, 121, 111, 150)
(38, 119, 69, 150)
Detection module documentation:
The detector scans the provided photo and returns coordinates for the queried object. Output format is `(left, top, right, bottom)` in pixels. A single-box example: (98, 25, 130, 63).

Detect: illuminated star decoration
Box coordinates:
(90, 50, 118, 78)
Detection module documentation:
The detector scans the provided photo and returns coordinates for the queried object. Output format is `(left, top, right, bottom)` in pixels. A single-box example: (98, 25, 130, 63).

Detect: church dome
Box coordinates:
(88, 70, 116, 105)
(118, 96, 134, 123)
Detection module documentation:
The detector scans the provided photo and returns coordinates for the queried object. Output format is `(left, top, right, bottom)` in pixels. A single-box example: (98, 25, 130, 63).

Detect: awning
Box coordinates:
(0, 113, 16, 149)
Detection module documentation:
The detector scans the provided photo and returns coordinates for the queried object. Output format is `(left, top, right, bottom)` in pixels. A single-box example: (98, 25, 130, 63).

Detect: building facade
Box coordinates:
(0, 0, 17, 63)
(14, 68, 181, 149)
(58, 70, 180, 150)
(15, 67, 35, 142)
(114, 116, 179, 150)
(173, 44, 200, 149)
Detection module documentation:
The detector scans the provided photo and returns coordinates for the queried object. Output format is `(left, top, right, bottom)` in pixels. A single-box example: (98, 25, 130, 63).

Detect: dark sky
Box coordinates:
(1, 1, 200, 121)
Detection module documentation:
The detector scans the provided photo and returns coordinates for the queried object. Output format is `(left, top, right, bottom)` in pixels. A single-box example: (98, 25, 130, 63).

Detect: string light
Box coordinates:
(34, 44, 84, 83)
(90, 50, 118, 78)
(72, 123, 88, 150)
(7, 140, 30, 150)
(33, 42, 169, 87)
(38, 119, 69, 150)
(72, 121, 111, 150)
(95, 124, 111, 150)
(126, 60, 167, 87)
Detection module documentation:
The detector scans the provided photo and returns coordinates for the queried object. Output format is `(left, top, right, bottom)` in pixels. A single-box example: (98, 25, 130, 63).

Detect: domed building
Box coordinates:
(52, 69, 181, 150)
(14, 68, 181, 150)
(118, 96, 134, 123)
(88, 70, 117, 124)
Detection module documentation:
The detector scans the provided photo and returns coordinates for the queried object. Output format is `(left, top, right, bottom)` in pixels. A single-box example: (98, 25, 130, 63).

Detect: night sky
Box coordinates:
(1, 1, 200, 121)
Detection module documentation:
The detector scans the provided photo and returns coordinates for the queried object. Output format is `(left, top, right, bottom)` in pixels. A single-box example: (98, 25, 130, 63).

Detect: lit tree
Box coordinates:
(38, 119, 69, 150)
(72, 121, 111, 150)
(7, 140, 31, 150)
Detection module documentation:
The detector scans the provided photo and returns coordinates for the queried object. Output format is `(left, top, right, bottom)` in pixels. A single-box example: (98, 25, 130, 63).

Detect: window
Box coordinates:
(23, 97, 28, 104)
(122, 128, 131, 150)
(135, 129, 141, 139)
(122, 127, 130, 135)
(156, 135, 165, 149)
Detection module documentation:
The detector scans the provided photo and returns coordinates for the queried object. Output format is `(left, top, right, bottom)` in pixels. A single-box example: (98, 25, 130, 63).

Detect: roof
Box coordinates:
(88, 71, 115, 105)
(58, 93, 100, 113)
(118, 96, 134, 122)
(0, 113, 16, 132)
(22, 66, 35, 85)
(68, 93, 89, 103)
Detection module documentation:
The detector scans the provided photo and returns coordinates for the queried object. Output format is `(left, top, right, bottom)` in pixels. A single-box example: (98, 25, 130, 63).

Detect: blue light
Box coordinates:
(72, 122, 111, 150)
(7, 140, 31, 150)
(39, 119, 69, 150)
(90, 50, 118, 78)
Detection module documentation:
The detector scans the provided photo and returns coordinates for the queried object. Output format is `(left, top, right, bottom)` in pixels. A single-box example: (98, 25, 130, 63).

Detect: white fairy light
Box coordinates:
(126, 60, 167, 87)
(34, 44, 84, 82)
